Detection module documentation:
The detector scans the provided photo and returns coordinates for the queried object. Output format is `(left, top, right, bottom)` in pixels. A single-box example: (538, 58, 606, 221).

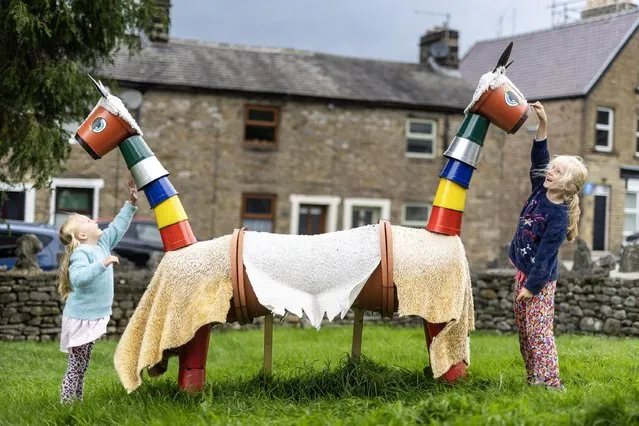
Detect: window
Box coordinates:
(635, 117, 639, 156)
(595, 107, 613, 152)
(405, 119, 437, 158)
(289, 194, 340, 235)
(402, 203, 430, 228)
(241, 194, 276, 232)
(342, 198, 391, 229)
(0, 191, 25, 220)
(55, 188, 93, 226)
(625, 191, 639, 238)
(244, 105, 279, 147)
(49, 178, 104, 226)
(298, 205, 327, 235)
(0, 184, 36, 222)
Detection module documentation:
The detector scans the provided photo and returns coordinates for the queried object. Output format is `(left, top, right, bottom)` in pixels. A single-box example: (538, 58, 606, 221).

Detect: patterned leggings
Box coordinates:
(513, 275, 561, 387)
(60, 342, 94, 403)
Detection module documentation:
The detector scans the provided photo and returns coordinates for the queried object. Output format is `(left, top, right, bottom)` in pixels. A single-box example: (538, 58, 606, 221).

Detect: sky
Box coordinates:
(169, 0, 589, 62)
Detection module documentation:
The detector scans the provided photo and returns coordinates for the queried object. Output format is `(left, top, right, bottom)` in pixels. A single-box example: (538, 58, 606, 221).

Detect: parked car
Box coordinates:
(624, 232, 639, 245)
(97, 217, 164, 267)
(0, 220, 64, 270)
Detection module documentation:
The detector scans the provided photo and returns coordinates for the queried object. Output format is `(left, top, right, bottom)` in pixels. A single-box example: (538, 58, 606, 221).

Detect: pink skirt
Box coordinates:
(59, 315, 110, 353)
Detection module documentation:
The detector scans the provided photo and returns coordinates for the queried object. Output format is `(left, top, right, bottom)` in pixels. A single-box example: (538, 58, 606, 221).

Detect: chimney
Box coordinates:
(149, 0, 171, 42)
(419, 27, 459, 69)
(581, 0, 637, 19)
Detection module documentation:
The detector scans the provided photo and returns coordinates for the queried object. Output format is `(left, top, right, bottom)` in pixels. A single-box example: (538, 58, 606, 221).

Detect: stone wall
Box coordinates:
(474, 271, 639, 336)
(0, 270, 151, 342)
(1, 270, 638, 341)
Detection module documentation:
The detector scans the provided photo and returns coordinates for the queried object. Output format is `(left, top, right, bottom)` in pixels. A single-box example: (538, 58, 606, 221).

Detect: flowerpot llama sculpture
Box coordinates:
(72, 42, 528, 394)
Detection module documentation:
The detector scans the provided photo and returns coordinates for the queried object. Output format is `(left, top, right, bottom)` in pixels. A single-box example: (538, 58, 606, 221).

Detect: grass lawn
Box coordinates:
(0, 325, 638, 425)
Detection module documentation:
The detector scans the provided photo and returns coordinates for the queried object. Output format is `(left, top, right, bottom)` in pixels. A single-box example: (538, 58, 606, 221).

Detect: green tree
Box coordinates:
(0, 0, 160, 188)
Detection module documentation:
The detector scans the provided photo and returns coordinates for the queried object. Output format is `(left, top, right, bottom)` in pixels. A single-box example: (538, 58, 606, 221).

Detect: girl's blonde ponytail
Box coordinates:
(566, 194, 580, 242)
(58, 218, 79, 301)
(548, 155, 587, 243)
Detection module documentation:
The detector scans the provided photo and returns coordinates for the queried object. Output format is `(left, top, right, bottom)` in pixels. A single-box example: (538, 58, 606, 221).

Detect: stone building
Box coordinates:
(461, 4, 639, 259)
(3, 3, 639, 266)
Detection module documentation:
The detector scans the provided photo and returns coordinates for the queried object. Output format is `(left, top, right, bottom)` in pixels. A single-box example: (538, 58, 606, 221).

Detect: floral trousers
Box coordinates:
(513, 271, 561, 387)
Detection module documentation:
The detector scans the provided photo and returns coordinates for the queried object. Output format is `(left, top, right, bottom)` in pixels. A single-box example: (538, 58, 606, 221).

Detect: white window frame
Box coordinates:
(289, 194, 340, 235)
(342, 198, 391, 229)
(48, 178, 105, 225)
(624, 179, 639, 238)
(405, 118, 437, 159)
(0, 183, 36, 223)
(401, 203, 431, 227)
(594, 107, 613, 152)
(635, 116, 639, 157)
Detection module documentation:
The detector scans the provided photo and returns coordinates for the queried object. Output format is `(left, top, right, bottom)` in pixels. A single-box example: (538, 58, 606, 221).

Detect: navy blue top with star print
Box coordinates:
(508, 139, 569, 295)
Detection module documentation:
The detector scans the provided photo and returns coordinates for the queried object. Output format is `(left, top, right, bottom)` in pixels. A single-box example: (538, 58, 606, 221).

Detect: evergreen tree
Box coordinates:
(0, 0, 159, 188)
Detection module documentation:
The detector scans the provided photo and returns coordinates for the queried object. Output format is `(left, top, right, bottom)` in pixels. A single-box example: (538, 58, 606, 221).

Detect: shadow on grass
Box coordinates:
(130, 355, 450, 405)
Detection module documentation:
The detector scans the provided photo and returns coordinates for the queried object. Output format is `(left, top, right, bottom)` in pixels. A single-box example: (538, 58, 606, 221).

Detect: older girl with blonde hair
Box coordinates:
(509, 102, 588, 390)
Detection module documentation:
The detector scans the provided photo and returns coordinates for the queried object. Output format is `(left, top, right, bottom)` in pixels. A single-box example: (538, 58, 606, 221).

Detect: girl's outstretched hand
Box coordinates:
(530, 101, 547, 140)
(128, 178, 138, 206)
(530, 101, 547, 124)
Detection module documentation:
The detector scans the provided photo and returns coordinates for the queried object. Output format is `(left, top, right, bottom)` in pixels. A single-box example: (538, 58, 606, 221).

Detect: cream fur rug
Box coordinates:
(391, 226, 474, 379)
(114, 236, 233, 392)
(114, 227, 474, 393)
(243, 225, 380, 329)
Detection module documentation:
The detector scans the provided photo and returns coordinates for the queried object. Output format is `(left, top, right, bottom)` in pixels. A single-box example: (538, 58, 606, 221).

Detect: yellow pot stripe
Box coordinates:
(154, 196, 188, 229)
(433, 178, 467, 212)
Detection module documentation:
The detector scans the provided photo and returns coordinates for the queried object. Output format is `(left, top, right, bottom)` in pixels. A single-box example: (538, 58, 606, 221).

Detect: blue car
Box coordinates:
(0, 220, 64, 271)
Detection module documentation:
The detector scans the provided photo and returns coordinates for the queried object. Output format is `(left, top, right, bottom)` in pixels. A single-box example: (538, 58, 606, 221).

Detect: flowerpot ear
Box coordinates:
(493, 42, 513, 72)
(88, 74, 110, 98)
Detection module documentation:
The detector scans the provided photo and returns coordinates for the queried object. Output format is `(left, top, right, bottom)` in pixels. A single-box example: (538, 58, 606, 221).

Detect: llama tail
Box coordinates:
(120, 136, 197, 252)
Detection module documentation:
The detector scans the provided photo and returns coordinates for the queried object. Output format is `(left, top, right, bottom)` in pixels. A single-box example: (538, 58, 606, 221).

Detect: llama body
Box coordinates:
(74, 43, 527, 393)
(113, 224, 473, 393)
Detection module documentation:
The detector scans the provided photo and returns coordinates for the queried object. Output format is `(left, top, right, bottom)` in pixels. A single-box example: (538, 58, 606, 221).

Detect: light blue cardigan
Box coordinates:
(62, 202, 137, 320)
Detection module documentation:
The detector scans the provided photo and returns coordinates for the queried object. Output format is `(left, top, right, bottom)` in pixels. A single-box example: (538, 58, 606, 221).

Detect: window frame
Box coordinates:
(48, 178, 104, 226)
(241, 193, 277, 232)
(405, 118, 437, 159)
(594, 106, 613, 152)
(401, 202, 431, 228)
(0, 183, 36, 222)
(635, 116, 639, 157)
(289, 194, 340, 235)
(624, 180, 639, 238)
(342, 198, 391, 229)
(244, 105, 280, 148)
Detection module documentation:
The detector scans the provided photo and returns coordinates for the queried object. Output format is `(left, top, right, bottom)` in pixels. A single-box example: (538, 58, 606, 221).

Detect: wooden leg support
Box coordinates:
(351, 308, 364, 360)
(423, 319, 467, 383)
(178, 324, 211, 393)
(263, 313, 273, 374)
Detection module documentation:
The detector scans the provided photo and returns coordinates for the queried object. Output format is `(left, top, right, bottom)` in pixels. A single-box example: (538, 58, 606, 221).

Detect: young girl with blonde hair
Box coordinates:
(58, 179, 138, 403)
(509, 102, 588, 390)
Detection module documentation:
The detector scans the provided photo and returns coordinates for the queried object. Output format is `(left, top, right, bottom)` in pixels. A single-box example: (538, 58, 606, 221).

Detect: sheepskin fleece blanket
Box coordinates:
(114, 227, 474, 393)
(243, 225, 380, 329)
(114, 236, 233, 393)
(391, 226, 474, 379)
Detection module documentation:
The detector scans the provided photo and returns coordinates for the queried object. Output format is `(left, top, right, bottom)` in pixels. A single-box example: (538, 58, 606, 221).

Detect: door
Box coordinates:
(298, 205, 327, 235)
(592, 185, 609, 251)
